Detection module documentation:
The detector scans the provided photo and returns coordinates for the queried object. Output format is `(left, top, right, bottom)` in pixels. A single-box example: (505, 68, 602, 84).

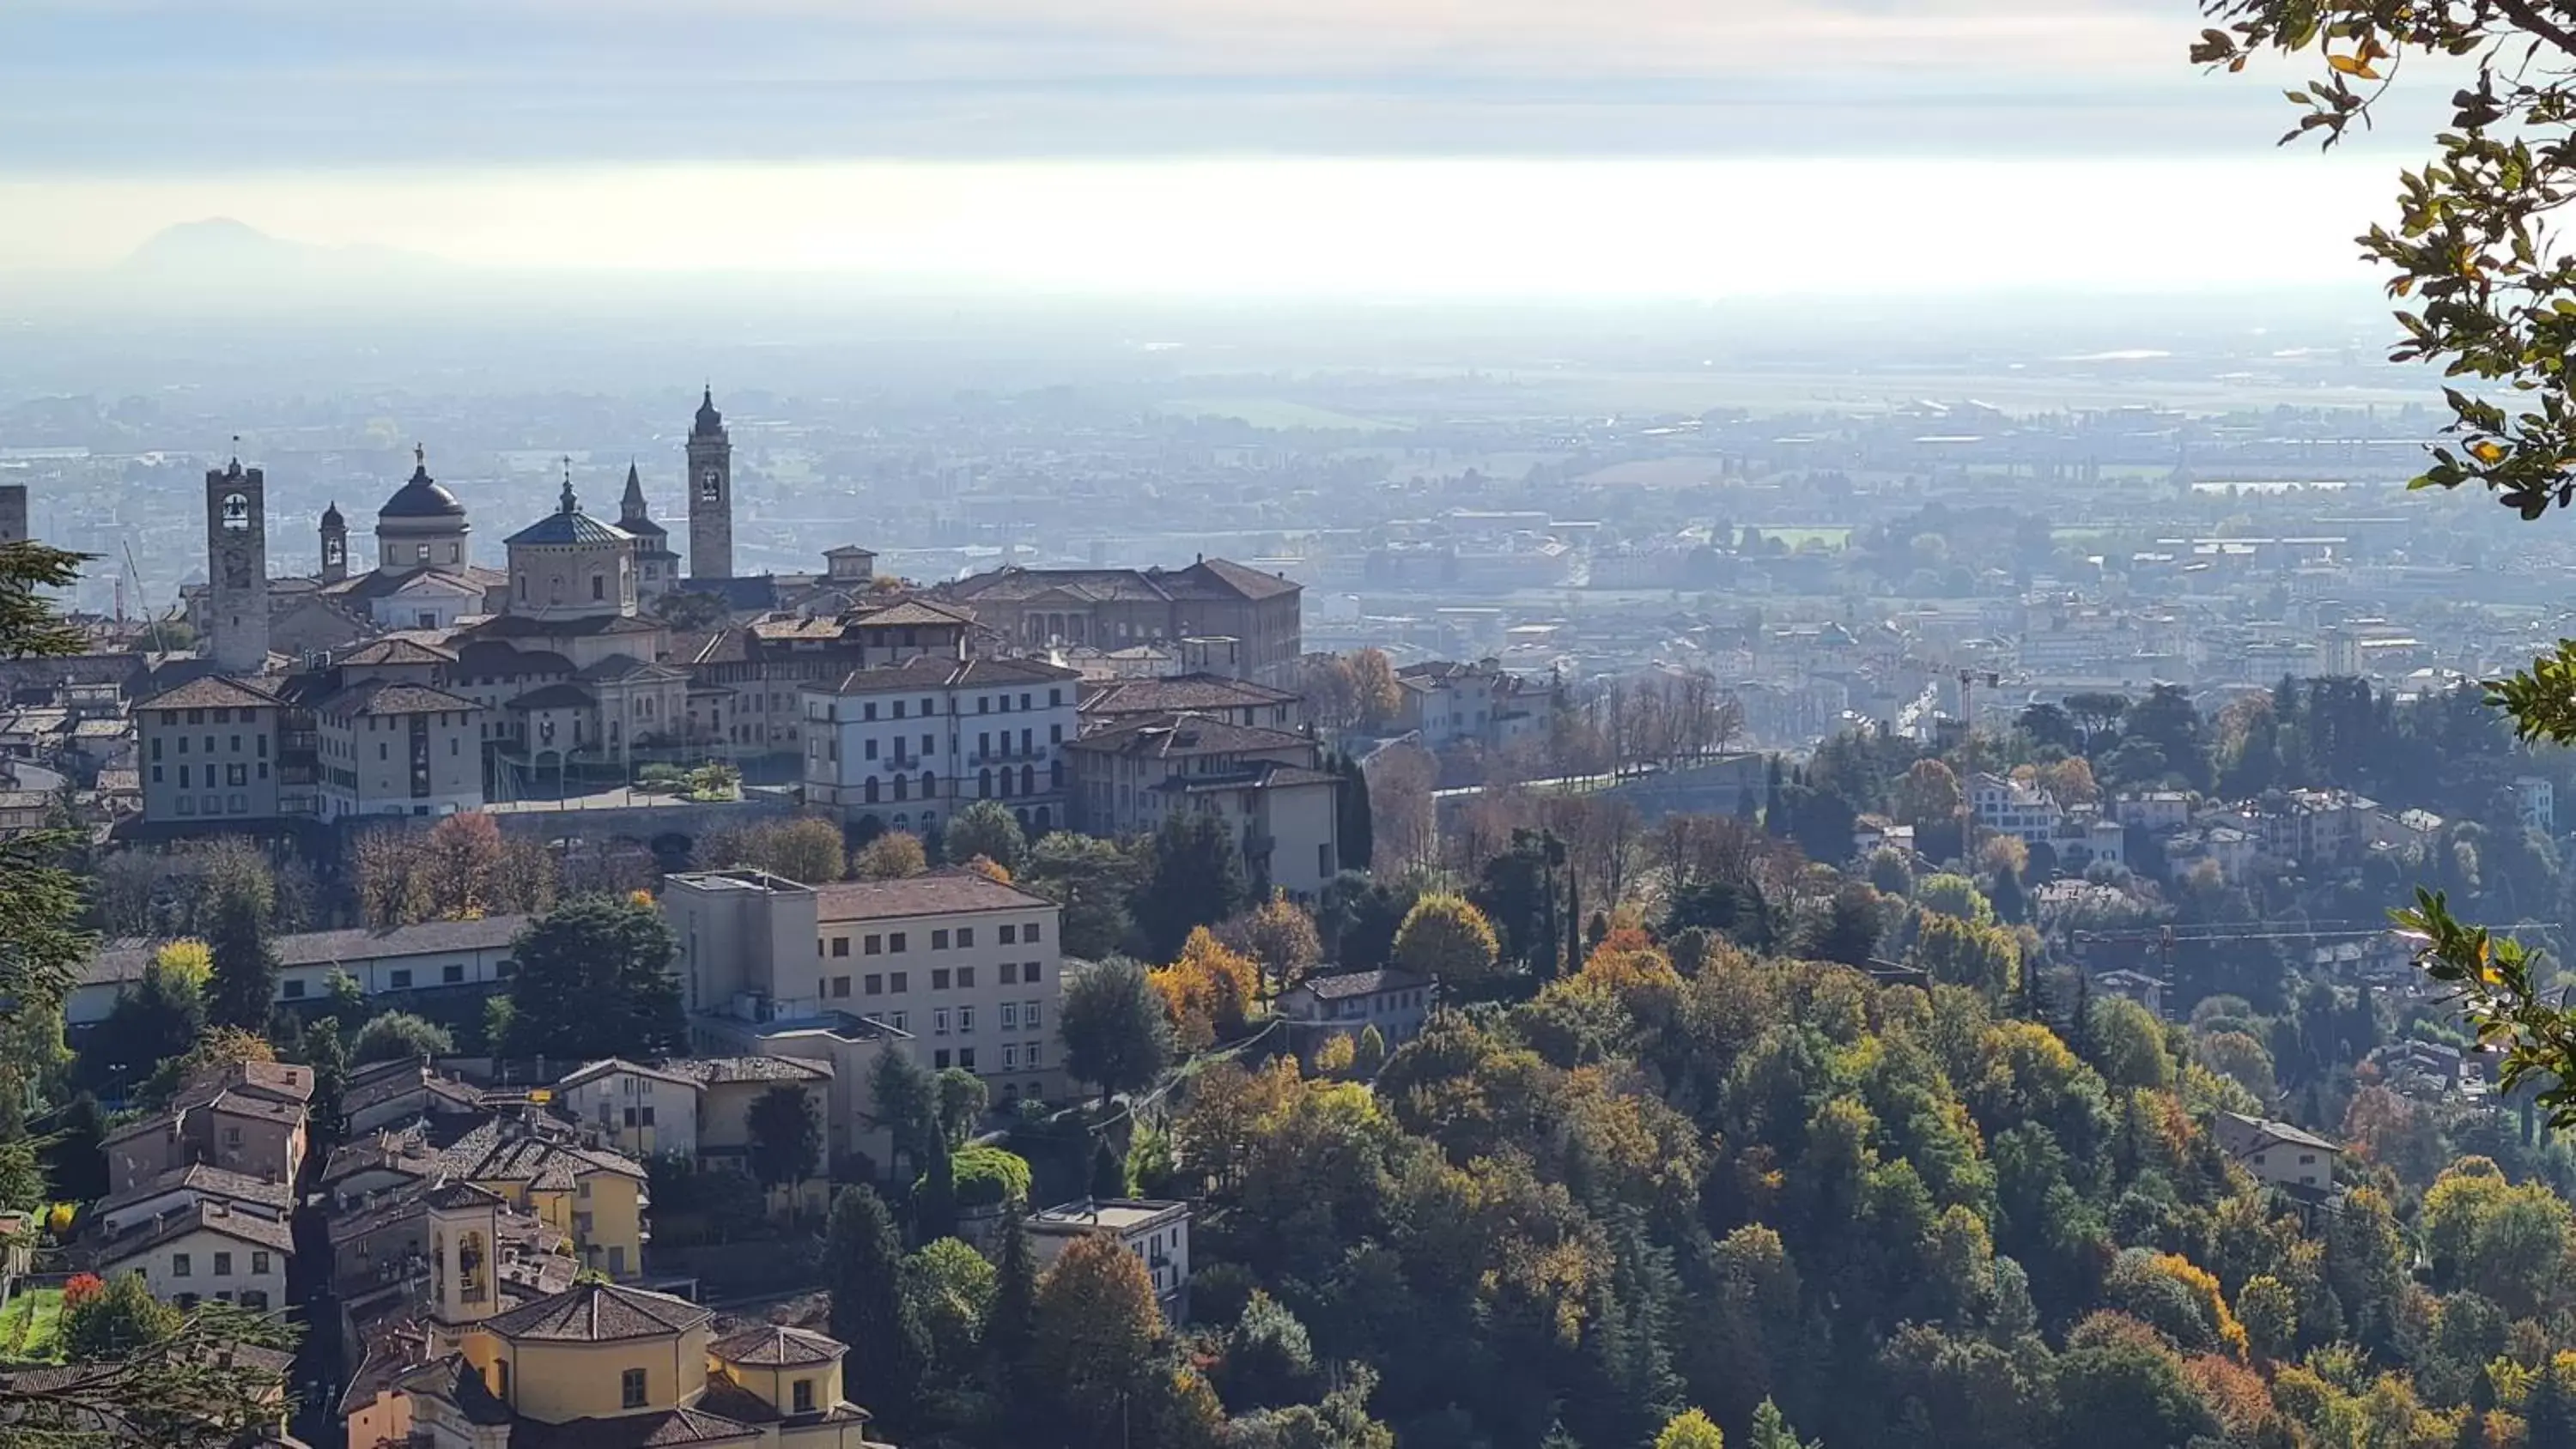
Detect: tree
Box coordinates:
(1060, 958, 1173, 1106)
(1218, 1292, 1321, 1410)
(1135, 813, 1250, 960)
(854, 830, 930, 881)
(77, 955, 205, 1100)
(937, 1067, 990, 1147)
(823, 1185, 930, 1432)
(350, 1010, 454, 1065)
(1335, 752, 1374, 871)
(202, 876, 276, 1033)
(1743, 1399, 1816, 1449)
(496, 895, 686, 1062)
(987, 1207, 1039, 1393)
(902, 1236, 998, 1382)
(1653, 1408, 1725, 1449)
(1090, 1138, 1130, 1199)
(1894, 758, 1965, 834)
(746, 1082, 823, 1193)
(1911, 911, 2020, 1000)
(1030, 1230, 1168, 1449)
(1798, 882, 1883, 967)
(60, 1271, 179, 1361)
(870, 1050, 943, 1178)
(1392, 894, 1501, 995)
(1348, 648, 1403, 729)
(1024, 832, 1140, 960)
(767, 817, 852, 885)
(1151, 927, 1261, 1050)
(1238, 890, 1322, 992)
(946, 800, 1030, 876)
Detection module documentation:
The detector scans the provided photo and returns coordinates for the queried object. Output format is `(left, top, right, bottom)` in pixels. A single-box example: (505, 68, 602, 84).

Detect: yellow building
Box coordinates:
(436, 1117, 653, 1281)
(347, 1182, 885, 1448)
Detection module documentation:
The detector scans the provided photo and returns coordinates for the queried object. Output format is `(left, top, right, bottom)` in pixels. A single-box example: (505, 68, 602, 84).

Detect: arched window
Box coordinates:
(1021, 764, 1035, 796)
(864, 777, 880, 803)
(979, 768, 992, 798)
(997, 770, 1012, 798)
(920, 772, 935, 798)
(1033, 805, 1051, 832)
(893, 775, 908, 802)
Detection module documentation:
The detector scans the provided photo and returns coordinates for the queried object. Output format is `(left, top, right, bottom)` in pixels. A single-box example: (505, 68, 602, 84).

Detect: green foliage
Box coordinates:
(745, 1082, 823, 1190)
(902, 1235, 997, 1381)
(1135, 812, 1250, 959)
(951, 1143, 1033, 1210)
(824, 1185, 931, 1433)
(1022, 832, 1140, 960)
(945, 800, 1030, 876)
(1059, 957, 1173, 1105)
(1392, 893, 1501, 988)
(349, 1009, 455, 1065)
(60, 1272, 179, 1361)
(497, 894, 685, 1062)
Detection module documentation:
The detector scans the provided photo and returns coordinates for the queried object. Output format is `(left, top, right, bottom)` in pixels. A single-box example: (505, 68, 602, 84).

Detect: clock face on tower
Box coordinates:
(700, 467, 722, 502)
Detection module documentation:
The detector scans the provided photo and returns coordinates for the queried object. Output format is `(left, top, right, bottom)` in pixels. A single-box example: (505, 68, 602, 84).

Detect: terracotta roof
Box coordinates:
(816, 655, 1077, 696)
(557, 1058, 707, 1092)
(179, 1059, 315, 1107)
(940, 558, 1297, 604)
(661, 1056, 831, 1085)
(398, 1354, 514, 1426)
(808, 870, 1056, 924)
(848, 598, 975, 628)
(709, 1323, 843, 1367)
(338, 637, 459, 668)
(1079, 673, 1296, 718)
(485, 1280, 711, 1344)
(137, 676, 280, 712)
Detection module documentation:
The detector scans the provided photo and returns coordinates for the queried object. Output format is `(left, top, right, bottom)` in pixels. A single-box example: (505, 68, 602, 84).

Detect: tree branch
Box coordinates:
(2493, 0, 2576, 60)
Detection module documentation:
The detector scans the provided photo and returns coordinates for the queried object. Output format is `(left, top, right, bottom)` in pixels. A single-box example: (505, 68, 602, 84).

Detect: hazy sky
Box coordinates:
(0, 0, 2433, 296)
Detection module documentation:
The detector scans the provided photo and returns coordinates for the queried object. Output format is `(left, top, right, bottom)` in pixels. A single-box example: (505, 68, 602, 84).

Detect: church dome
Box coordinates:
(320, 500, 345, 527)
(693, 385, 724, 438)
(380, 447, 466, 520)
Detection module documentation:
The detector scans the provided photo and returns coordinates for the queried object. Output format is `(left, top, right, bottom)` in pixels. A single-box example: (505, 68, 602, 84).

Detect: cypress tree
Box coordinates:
(205, 890, 279, 1033)
(824, 1185, 929, 1432)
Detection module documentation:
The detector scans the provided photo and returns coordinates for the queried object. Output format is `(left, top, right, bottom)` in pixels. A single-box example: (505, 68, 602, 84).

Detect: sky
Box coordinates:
(0, 0, 2439, 297)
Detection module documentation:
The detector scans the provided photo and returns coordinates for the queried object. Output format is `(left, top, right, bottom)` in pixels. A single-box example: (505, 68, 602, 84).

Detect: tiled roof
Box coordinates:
(318, 679, 481, 718)
(1297, 967, 1431, 1002)
(1067, 712, 1313, 759)
(95, 1161, 294, 1218)
(662, 1056, 832, 1085)
(181, 1059, 315, 1106)
(101, 1200, 297, 1262)
(709, 1323, 843, 1367)
(808, 870, 1055, 924)
(1079, 673, 1295, 718)
(82, 914, 527, 989)
(817, 655, 1077, 696)
(136, 676, 280, 712)
(337, 638, 459, 668)
(2214, 1110, 2342, 1157)
(397, 1355, 515, 1426)
(508, 682, 598, 711)
(516, 1406, 766, 1449)
(485, 1280, 711, 1344)
(848, 598, 975, 628)
(558, 1058, 707, 1091)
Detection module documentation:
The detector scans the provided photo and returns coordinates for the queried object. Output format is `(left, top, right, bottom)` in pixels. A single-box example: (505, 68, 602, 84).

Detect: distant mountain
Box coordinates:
(117, 218, 440, 282)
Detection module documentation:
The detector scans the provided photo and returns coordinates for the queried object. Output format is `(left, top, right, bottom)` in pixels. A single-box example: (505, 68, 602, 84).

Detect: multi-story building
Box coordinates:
(1968, 771, 2066, 846)
(1078, 673, 1303, 733)
(1027, 1198, 1192, 1321)
(1066, 712, 1342, 895)
(662, 867, 1066, 1110)
(96, 1201, 293, 1313)
(938, 556, 1304, 688)
(1277, 967, 1435, 1061)
(800, 656, 1081, 837)
(74, 914, 528, 1028)
(1394, 658, 1553, 752)
(313, 678, 484, 819)
(133, 675, 285, 826)
(554, 1058, 707, 1162)
(2213, 1112, 2341, 1195)
(102, 1062, 313, 1195)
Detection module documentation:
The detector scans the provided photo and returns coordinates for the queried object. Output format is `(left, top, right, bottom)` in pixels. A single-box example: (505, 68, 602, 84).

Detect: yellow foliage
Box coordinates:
(626, 888, 655, 909)
(153, 939, 212, 991)
(1652, 1407, 1724, 1449)
(2149, 1251, 2249, 1358)
(42, 1203, 72, 1237)
(1313, 1034, 1358, 1077)
(1149, 926, 1262, 1051)
(963, 854, 1012, 884)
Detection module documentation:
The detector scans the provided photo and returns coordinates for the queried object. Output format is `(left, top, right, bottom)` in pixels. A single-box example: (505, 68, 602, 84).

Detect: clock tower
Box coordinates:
(686, 385, 733, 581)
(204, 456, 270, 676)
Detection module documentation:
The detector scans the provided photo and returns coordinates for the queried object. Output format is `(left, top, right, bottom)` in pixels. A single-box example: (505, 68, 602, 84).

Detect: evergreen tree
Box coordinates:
(1746, 1398, 1818, 1449)
(497, 895, 686, 1062)
(1090, 1137, 1129, 1200)
(916, 1139, 957, 1240)
(824, 1185, 930, 1432)
(204, 887, 278, 1033)
(1134, 813, 1251, 959)
(1337, 752, 1375, 872)
(985, 1207, 1038, 1395)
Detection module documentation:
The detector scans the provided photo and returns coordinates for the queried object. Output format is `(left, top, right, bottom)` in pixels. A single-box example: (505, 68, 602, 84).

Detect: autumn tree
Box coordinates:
(1151, 927, 1262, 1050)
(1234, 890, 1322, 992)
(1030, 1230, 1172, 1449)
(853, 830, 930, 881)
(1653, 1407, 1726, 1449)
(1392, 893, 1500, 996)
(1347, 648, 1403, 730)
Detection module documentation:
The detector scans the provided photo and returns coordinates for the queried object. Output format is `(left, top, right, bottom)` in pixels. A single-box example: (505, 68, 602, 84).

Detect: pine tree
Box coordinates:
(824, 1185, 930, 1433)
(917, 1140, 957, 1240)
(1746, 1398, 1818, 1449)
(1089, 1138, 1129, 1201)
(204, 888, 278, 1033)
(985, 1206, 1038, 1395)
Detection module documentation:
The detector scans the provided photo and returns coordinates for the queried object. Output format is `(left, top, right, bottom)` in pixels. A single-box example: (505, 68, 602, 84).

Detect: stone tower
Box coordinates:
(687, 385, 733, 580)
(423, 1181, 503, 1337)
(0, 485, 27, 545)
(204, 458, 270, 675)
(319, 500, 349, 584)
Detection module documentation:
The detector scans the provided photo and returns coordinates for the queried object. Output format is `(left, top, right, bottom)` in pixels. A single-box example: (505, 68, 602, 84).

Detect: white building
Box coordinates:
(72, 915, 529, 1028)
(1066, 712, 1342, 896)
(1969, 772, 2065, 846)
(801, 657, 1083, 838)
(2518, 775, 2556, 834)
(555, 1058, 706, 1162)
(2213, 1112, 2340, 1194)
(1277, 967, 1435, 1062)
(1027, 1198, 1192, 1320)
(96, 1201, 294, 1313)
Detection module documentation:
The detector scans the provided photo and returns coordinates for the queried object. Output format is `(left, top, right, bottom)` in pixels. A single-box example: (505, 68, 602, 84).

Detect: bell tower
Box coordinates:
(319, 501, 349, 585)
(424, 1181, 503, 1339)
(204, 452, 270, 675)
(686, 385, 733, 581)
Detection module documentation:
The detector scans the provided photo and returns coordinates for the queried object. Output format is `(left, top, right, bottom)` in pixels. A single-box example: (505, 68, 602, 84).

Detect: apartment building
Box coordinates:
(134, 675, 285, 825)
(73, 914, 528, 1028)
(663, 867, 1067, 1109)
(313, 677, 485, 818)
(799, 656, 1082, 836)
(1066, 712, 1342, 896)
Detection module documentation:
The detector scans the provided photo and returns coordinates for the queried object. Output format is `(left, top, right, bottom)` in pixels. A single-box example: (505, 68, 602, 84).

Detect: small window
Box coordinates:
(865, 973, 884, 996)
(933, 1009, 951, 1035)
(251, 1252, 270, 1275)
(833, 976, 852, 998)
(282, 979, 306, 999)
(890, 972, 908, 992)
(1025, 922, 1042, 943)
(932, 929, 950, 950)
(793, 1379, 816, 1414)
(957, 927, 975, 949)
(934, 1048, 951, 1069)
(622, 1368, 648, 1410)
(172, 1253, 191, 1277)
(958, 966, 975, 989)
(1025, 962, 1043, 984)
(832, 937, 851, 958)
(1001, 1003, 1018, 1029)
(933, 968, 951, 991)
(999, 925, 1017, 946)
(443, 964, 464, 985)
(959, 1047, 977, 1070)
(889, 932, 907, 953)
(213, 1252, 233, 1276)
(390, 968, 412, 989)
(864, 935, 883, 955)
(1000, 961, 1018, 985)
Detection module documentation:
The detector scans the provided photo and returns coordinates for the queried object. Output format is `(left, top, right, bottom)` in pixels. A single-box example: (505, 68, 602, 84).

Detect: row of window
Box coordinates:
(822, 921, 1041, 958)
(151, 732, 269, 759)
(843, 688, 1065, 723)
(172, 792, 253, 816)
(154, 761, 267, 788)
(159, 707, 260, 725)
(927, 1043, 1042, 1072)
(820, 961, 1047, 1001)
(167, 1248, 272, 1277)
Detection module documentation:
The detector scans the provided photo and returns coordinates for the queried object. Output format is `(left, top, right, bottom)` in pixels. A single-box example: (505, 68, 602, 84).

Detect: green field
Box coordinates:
(0, 1287, 64, 1362)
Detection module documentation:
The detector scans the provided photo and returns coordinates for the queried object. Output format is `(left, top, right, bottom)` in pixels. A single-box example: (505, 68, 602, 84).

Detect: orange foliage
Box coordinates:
(1149, 927, 1261, 1051)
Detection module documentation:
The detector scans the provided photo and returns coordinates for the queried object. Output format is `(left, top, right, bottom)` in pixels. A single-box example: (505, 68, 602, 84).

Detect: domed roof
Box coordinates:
(505, 476, 635, 549)
(320, 500, 345, 527)
(693, 385, 724, 438)
(380, 446, 466, 521)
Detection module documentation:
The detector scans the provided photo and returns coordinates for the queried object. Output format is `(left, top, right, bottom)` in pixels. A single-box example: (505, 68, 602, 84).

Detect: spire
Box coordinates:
(621, 458, 648, 521)
(693, 385, 724, 437)
(229, 434, 241, 470)
(560, 456, 578, 514)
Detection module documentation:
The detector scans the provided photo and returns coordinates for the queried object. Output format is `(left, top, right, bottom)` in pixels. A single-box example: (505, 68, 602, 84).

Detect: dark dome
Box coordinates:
(693, 385, 724, 437)
(380, 463, 466, 521)
(320, 500, 345, 527)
